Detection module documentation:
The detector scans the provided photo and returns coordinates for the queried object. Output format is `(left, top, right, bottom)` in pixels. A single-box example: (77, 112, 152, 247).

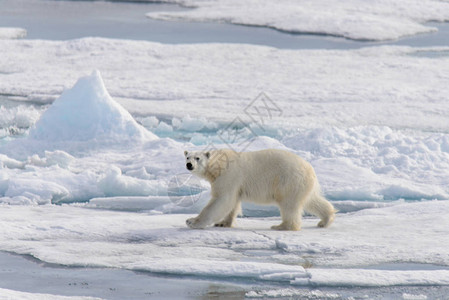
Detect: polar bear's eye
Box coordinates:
(195, 157, 200, 161)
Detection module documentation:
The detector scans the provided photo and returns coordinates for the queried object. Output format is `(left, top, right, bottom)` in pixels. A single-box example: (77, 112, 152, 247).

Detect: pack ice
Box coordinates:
(0, 56, 448, 292)
(147, 0, 449, 41)
(0, 70, 164, 205)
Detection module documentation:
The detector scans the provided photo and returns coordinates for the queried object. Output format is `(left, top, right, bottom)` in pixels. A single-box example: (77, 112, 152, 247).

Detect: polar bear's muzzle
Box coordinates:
(186, 162, 193, 171)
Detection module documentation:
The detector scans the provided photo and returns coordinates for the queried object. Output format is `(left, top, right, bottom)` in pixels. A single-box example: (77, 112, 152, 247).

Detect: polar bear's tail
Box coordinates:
(304, 185, 336, 228)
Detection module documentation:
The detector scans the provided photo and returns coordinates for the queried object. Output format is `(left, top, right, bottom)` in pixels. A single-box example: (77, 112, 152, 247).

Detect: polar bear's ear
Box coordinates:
(205, 152, 210, 159)
(184, 150, 189, 157)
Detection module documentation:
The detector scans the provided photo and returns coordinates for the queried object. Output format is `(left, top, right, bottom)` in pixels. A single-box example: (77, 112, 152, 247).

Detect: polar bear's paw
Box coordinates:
(186, 217, 206, 229)
(317, 215, 334, 228)
(214, 220, 234, 228)
(317, 220, 327, 228)
(271, 223, 300, 231)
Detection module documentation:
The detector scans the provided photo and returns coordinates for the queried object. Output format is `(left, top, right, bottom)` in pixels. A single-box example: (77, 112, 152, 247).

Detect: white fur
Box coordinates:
(184, 149, 335, 230)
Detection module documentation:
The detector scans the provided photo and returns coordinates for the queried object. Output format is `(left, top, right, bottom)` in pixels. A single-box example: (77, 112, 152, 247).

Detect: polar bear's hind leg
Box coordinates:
(304, 191, 336, 228)
(271, 196, 304, 231)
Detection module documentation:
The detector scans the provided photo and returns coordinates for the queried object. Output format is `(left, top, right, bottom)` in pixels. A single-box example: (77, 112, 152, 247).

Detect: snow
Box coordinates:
(0, 288, 101, 300)
(402, 294, 429, 300)
(0, 27, 26, 39)
(0, 38, 449, 205)
(1, 39, 449, 133)
(0, 70, 163, 204)
(0, 201, 448, 288)
(146, 0, 449, 41)
(0, 39, 448, 207)
(0, 104, 42, 138)
(1, 2, 449, 296)
(284, 126, 449, 201)
(293, 269, 449, 287)
(246, 289, 340, 299)
(28, 70, 156, 144)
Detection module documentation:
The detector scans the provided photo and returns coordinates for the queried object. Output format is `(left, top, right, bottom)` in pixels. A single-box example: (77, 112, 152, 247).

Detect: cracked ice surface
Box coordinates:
(0, 201, 449, 287)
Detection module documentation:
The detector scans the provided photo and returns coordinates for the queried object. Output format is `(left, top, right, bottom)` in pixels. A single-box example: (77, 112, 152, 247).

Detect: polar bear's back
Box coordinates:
(240, 149, 314, 176)
(234, 149, 318, 204)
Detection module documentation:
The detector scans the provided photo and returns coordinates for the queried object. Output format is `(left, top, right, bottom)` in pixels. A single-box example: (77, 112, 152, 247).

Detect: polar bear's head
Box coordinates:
(184, 150, 211, 178)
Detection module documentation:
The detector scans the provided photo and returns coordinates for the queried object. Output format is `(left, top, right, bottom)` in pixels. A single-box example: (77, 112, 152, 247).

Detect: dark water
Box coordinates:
(0, 0, 448, 49)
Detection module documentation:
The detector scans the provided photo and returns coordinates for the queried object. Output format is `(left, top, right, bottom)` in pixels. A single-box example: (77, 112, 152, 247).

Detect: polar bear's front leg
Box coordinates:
(186, 196, 236, 229)
(186, 216, 207, 229)
(215, 201, 241, 228)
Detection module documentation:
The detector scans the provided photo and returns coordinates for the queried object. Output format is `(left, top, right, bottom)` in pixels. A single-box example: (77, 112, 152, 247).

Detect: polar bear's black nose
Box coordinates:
(186, 162, 193, 170)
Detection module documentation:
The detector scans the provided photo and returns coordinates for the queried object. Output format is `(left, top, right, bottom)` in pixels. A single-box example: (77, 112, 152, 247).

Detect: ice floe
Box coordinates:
(0, 200, 448, 287)
(0, 27, 449, 296)
(0, 27, 26, 39)
(0, 288, 100, 300)
(147, 0, 449, 41)
(1, 69, 449, 205)
(1, 39, 449, 133)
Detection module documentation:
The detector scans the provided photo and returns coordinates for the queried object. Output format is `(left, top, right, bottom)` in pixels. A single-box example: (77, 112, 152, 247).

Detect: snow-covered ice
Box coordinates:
(30, 70, 155, 142)
(146, 0, 449, 41)
(1, 2, 449, 296)
(0, 201, 449, 289)
(0, 27, 26, 39)
(1, 39, 449, 205)
(0, 288, 100, 300)
(1, 39, 449, 132)
(1, 66, 449, 292)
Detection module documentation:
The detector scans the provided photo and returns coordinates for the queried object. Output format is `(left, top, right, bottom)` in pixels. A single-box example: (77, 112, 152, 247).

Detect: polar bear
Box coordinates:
(184, 149, 335, 231)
